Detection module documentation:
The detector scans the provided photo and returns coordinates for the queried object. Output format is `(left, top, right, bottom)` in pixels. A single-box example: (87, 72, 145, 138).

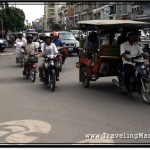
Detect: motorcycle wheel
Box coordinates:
(81, 67, 90, 88)
(20, 60, 23, 68)
(58, 60, 62, 72)
(50, 73, 56, 92)
(31, 70, 36, 82)
(26, 70, 30, 79)
(141, 82, 150, 104)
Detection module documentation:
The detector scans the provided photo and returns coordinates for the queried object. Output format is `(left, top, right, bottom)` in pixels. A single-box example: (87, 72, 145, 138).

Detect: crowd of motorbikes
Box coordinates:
(9, 31, 150, 104)
(15, 35, 68, 92)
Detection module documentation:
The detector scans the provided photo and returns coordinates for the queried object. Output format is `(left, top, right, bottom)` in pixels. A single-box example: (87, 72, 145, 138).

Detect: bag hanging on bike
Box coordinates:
(28, 56, 38, 63)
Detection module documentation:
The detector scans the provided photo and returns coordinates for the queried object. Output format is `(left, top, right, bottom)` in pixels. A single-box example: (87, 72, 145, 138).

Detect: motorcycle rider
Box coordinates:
(51, 32, 66, 64)
(38, 35, 59, 82)
(15, 32, 26, 63)
(121, 31, 150, 93)
(22, 34, 39, 75)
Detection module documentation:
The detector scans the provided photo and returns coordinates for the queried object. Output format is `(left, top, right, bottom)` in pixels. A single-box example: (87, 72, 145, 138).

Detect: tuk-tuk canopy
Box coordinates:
(77, 20, 150, 30)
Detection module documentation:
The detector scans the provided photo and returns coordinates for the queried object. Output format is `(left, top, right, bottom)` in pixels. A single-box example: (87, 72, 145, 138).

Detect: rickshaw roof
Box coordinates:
(78, 20, 150, 28)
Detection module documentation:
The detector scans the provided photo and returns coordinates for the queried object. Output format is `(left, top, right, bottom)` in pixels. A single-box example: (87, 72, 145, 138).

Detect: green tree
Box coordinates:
(0, 6, 25, 32)
(47, 19, 62, 31)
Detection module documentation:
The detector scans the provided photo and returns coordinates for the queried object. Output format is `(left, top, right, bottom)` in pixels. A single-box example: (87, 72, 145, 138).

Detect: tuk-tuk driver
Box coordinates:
(120, 31, 150, 93)
(83, 31, 99, 52)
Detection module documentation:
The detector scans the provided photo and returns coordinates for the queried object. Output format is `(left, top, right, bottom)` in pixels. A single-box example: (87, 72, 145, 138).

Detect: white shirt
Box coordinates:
(120, 41, 143, 66)
(41, 43, 58, 55)
(16, 38, 26, 43)
(23, 42, 38, 53)
(102, 39, 110, 45)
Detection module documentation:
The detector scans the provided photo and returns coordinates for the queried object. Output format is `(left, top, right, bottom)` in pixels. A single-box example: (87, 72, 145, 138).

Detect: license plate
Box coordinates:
(68, 48, 73, 51)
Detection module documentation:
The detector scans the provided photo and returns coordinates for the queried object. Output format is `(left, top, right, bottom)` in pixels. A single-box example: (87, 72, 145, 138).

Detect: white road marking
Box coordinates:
(0, 120, 51, 143)
(75, 138, 114, 145)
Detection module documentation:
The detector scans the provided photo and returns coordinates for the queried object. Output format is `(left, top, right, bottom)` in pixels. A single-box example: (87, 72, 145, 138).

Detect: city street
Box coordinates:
(0, 48, 150, 144)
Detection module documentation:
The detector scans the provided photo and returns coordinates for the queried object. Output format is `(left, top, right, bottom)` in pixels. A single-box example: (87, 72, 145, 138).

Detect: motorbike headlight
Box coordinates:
(76, 41, 79, 47)
(50, 60, 54, 66)
(45, 62, 49, 69)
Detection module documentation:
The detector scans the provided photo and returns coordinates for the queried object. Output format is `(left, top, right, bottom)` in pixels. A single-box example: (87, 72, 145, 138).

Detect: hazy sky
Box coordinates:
(9, 2, 44, 24)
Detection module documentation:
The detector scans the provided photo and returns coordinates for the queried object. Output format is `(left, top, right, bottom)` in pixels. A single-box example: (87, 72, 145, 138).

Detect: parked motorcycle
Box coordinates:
(42, 53, 59, 92)
(112, 51, 150, 104)
(23, 52, 39, 82)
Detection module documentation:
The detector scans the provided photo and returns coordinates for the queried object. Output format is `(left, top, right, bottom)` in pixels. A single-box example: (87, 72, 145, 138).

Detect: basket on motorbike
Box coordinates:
(28, 55, 38, 63)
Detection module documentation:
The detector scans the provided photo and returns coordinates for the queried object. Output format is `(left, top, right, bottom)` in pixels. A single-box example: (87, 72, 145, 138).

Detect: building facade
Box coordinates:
(55, 2, 150, 30)
(44, 2, 65, 31)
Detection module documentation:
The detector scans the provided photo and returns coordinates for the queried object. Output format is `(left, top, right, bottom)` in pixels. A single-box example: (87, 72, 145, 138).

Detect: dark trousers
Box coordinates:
(38, 62, 59, 79)
(123, 64, 135, 89)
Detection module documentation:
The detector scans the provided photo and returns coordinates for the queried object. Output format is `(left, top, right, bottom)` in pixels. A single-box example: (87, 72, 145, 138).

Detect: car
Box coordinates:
(57, 31, 79, 55)
(70, 30, 86, 40)
(0, 38, 8, 52)
(139, 29, 146, 41)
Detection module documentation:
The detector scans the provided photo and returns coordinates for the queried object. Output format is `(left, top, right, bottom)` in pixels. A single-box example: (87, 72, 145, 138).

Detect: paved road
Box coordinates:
(0, 48, 150, 144)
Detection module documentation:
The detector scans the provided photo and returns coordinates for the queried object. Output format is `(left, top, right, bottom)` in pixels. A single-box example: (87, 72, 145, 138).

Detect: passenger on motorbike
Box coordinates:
(22, 34, 39, 75)
(15, 32, 26, 63)
(121, 31, 150, 93)
(38, 35, 59, 82)
(51, 32, 66, 64)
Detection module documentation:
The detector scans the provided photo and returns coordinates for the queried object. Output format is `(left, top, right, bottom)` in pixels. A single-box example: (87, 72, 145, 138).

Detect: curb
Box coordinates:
(0, 53, 15, 56)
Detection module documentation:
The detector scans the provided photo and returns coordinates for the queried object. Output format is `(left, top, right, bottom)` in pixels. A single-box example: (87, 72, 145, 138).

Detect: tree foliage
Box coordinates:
(0, 6, 25, 32)
(47, 19, 62, 31)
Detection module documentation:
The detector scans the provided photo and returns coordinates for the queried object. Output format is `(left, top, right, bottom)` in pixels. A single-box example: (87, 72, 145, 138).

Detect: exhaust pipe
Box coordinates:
(112, 79, 120, 88)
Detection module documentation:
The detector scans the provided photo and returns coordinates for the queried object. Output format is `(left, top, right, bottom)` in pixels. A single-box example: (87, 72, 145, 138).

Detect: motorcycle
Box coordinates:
(42, 53, 59, 92)
(16, 42, 25, 68)
(112, 51, 150, 104)
(56, 47, 63, 72)
(23, 51, 39, 82)
(57, 46, 68, 65)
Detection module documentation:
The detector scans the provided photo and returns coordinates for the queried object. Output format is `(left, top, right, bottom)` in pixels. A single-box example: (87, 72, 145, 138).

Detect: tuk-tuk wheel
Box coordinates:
(81, 67, 90, 88)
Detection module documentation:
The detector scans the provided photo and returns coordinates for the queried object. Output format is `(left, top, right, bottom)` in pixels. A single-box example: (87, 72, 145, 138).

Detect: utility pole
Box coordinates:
(1, 19, 3, 39)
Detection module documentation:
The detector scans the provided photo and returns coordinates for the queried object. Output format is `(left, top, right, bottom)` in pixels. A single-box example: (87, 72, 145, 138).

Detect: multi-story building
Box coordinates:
(58, 4, 68, 30)
(135, 3, 150, 22)
(57, 2, 150, 30)
(44, 2, 65, 31)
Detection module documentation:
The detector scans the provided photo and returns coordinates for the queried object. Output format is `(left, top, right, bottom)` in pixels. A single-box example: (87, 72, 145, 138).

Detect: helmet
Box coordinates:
(26, 34, 33, 39)
(53, 32, 59, 37)
(126, 31, 138, 38)
(18, 32, 23, 35)
(44, 35, 52, 41)
(90, 31, 97, 36)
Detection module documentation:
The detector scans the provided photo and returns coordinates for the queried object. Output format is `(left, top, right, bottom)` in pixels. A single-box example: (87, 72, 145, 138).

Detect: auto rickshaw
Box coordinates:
(76, 20, 150, 88)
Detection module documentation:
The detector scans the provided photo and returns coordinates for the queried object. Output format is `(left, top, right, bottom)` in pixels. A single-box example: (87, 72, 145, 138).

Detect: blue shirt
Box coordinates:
(52, 39, 63, 47)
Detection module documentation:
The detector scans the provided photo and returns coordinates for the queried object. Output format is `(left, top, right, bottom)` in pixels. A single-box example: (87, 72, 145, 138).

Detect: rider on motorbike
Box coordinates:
(51, 32, 66, 64)
(120, 31, 150, 93)
(22, 34, 39, 75)
(15, 32, 26, 63)
(38, 35, 59, 82)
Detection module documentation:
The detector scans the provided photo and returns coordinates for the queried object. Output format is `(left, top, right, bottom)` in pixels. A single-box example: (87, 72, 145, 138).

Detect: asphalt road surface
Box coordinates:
(0, 48, 150, 145)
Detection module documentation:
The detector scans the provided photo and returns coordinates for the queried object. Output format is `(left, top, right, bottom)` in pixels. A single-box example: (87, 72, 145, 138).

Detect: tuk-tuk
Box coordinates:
(76, 20, 150, 88)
